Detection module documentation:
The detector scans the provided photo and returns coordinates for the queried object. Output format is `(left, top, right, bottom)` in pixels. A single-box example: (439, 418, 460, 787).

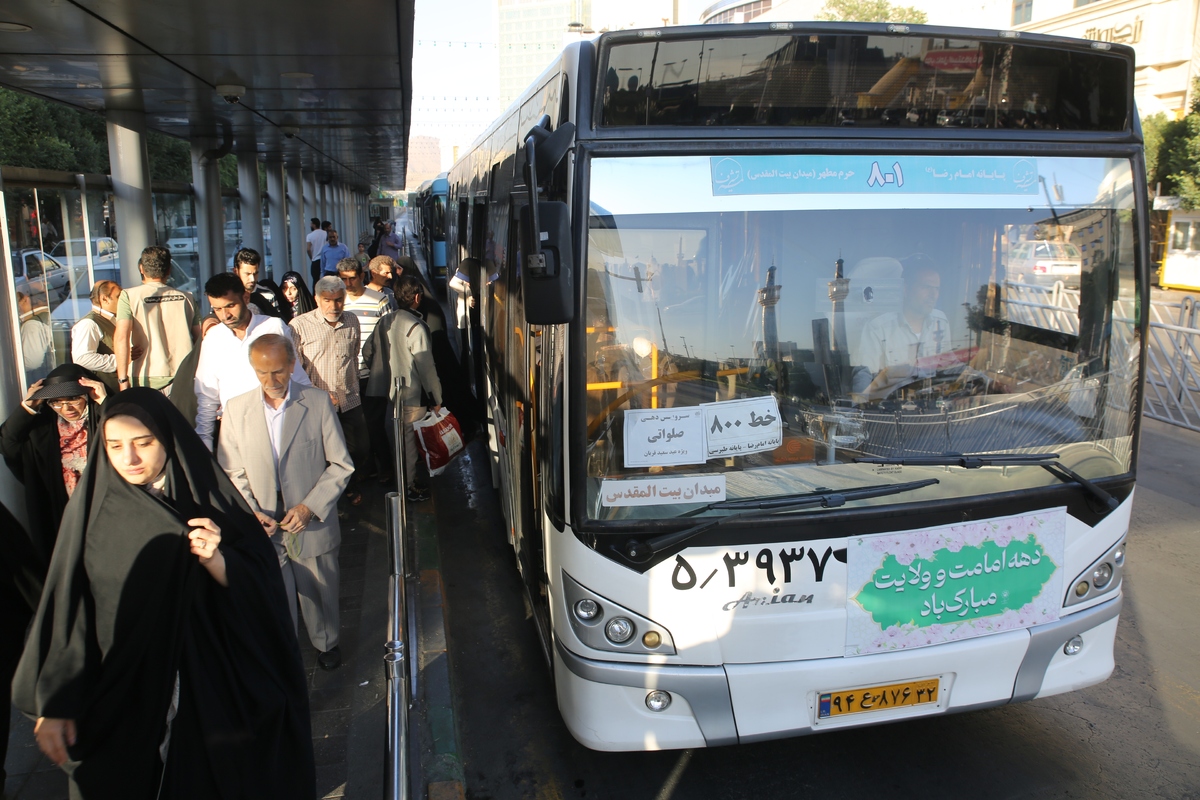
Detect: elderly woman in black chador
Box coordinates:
(0, 363, 108, 570)
(13, 388, 315, 799)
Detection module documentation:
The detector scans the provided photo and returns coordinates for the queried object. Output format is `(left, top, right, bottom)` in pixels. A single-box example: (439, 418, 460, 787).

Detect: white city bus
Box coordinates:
(446, 23, 1146, 751)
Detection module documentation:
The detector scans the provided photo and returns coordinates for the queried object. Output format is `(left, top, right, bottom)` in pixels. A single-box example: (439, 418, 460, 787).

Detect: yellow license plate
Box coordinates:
(818, 678, 940, 719)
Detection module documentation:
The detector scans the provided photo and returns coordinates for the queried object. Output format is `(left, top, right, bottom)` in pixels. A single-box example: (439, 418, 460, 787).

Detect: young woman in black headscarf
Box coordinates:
(0, 363, 107, 569)
(280, 270, 317, 318)
(13, 388, 315, 799)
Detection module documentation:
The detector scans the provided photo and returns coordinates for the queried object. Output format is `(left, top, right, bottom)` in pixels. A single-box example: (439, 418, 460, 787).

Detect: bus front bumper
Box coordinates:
(554, 595, 1121, 751)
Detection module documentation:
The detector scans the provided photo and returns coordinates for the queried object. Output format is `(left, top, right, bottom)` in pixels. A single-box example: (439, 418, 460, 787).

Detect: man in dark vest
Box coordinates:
(70, 280, 138, 394)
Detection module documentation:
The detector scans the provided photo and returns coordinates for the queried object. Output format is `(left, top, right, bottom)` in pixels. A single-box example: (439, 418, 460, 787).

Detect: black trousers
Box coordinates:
(361, 391, 389, 477)
(337, 404, 369, 483)
(310, 259, 322, 288)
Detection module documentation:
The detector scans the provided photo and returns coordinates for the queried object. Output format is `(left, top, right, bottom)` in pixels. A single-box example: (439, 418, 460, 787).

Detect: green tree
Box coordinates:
(1142, 81, 1200, 209)
(817, 0, 928, 23)
(0, 87, 108, 173)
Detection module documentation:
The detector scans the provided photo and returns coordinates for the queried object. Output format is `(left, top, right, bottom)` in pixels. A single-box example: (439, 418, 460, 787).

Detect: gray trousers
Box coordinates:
(273, 538, 341, 652)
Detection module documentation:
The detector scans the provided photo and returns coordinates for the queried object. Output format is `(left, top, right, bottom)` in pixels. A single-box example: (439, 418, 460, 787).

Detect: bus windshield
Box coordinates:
(583, 153, 1140, 521)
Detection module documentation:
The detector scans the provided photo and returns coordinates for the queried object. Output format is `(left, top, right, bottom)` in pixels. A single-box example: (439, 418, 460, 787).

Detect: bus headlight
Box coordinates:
(1066, 538, 1125, 607)
(561, 572, 676, 655)
(605, 617, 635, 644)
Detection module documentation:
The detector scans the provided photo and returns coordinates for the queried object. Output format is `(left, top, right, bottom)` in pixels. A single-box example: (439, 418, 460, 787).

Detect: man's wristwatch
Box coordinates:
(118, 377, 130, 386)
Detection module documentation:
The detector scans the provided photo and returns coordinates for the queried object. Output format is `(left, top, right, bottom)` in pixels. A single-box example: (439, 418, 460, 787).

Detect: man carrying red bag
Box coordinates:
(379, 275, 442, 502)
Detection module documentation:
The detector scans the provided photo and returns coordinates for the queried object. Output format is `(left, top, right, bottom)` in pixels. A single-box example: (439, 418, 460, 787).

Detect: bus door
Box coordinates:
(505, 201, 552, 653)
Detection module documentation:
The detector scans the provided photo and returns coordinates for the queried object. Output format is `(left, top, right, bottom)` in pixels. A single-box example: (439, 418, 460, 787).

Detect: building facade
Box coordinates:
(406, 135, 443, 190)
(499, 0, 593, 107)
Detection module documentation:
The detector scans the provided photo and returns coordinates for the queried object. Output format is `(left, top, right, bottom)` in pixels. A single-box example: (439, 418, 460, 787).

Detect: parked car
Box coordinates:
(48, 237, 119, 271)
(937, 104, 988, 128)
(12, 249, 74, 308)
(1008, 240, 1084, 288)
(55, 258, 199, 360)
(167, 226, 199, 257)
(72, 256, 198, 298)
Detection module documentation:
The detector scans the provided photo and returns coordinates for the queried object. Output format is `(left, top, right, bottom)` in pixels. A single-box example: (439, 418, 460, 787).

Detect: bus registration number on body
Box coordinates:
(818, 678, 939, 719)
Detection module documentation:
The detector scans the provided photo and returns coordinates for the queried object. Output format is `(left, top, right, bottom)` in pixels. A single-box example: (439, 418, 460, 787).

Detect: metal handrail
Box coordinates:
(384, 379, 411, 800)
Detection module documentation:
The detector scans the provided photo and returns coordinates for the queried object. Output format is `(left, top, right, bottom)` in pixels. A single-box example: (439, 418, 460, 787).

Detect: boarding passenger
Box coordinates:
(318, 229, 351, 277)
(234, 247, 286, 320)
(218, 334, 354, 672)
(0, 364, 107, 567)
(306, 217, 327, 287)
(381, 275, 442, 502)
(367, 255, 398, 309)
(281, 270, 317, 317)
(113, 245, 199, 396)
(378, 221, 402, 260)
(289, 273, 368, 505)
(15, 388, 315, 798)
(70, 279, 133, 394)
(194, 272, 308, 450)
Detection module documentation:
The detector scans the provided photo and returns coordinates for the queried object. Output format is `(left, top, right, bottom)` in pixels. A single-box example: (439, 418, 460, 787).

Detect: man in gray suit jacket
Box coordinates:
(217, 333, 354, 670)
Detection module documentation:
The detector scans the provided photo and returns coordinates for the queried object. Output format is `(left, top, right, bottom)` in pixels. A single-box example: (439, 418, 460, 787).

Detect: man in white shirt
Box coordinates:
(852, 255, 958, 402)
(70, 279, 138, 394)
(305, 217, 327, 288)
(193, 272, 309, 450)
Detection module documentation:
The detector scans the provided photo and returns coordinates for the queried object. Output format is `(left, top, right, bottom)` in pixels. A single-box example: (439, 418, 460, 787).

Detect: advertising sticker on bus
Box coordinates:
(844, 508, 1066, 656)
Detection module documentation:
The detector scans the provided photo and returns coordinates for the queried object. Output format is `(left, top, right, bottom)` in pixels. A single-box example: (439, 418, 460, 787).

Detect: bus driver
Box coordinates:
(852, 255, 956, 402)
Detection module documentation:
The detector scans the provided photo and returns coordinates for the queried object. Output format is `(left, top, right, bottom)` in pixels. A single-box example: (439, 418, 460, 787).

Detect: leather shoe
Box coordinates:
(318, 646, 342, 671)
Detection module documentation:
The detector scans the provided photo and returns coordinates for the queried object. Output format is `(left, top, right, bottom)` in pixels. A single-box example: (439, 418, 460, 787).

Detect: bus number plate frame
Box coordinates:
(817, 677, 942, 721)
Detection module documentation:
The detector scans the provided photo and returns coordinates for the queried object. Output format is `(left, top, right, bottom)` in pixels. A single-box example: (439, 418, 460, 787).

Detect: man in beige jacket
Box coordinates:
(217, 334, 354, 670)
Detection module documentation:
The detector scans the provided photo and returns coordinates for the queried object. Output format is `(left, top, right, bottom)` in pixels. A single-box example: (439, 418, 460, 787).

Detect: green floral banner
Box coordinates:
(845, 510, 1066, 656)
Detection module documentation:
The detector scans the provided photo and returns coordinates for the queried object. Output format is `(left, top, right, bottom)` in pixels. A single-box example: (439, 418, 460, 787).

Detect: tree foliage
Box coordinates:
(0, 86, 238, 189)
(1142, 82, 1200, 209)
(0, 87, 108, 173)
(817, 0, 928, 23)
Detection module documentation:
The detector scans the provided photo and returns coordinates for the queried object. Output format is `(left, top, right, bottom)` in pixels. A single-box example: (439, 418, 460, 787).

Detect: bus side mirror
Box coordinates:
(519, 201, 574, 325)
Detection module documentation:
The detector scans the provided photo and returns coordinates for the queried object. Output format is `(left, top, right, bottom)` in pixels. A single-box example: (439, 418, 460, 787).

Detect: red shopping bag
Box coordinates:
(412, 407, 464, 476)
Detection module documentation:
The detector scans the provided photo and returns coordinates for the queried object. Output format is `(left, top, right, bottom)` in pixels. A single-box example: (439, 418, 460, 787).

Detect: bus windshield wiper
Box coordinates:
(622, 478, 940, 562)
(854, 452, 1118, 511)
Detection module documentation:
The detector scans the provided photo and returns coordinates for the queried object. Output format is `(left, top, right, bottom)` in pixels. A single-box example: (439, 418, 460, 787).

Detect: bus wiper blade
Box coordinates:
(854, 452, 1118, 511)
(1039, 461, 1120, 512)
(855, 452, 1061, 469)
(622, 478, 940, 563)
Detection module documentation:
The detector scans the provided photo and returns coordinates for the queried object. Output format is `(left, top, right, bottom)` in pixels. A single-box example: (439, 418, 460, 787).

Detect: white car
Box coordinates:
(1008, 241, 1083, 288)
(49, 238, 119, 272)
(167, 226, 199, 257)
(12, 249, 75, 308)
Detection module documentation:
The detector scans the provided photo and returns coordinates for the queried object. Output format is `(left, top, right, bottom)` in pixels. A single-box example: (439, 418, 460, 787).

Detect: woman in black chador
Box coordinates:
(13, 388, 315, 799)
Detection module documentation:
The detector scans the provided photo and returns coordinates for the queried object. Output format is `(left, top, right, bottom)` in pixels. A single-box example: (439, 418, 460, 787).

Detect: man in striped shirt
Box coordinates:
(337, 258, 393, 482)
(289, 273, 368, 505)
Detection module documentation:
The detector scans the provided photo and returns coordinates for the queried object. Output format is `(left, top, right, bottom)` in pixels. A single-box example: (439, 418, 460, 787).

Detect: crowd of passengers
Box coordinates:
(0, 228, 478, 798)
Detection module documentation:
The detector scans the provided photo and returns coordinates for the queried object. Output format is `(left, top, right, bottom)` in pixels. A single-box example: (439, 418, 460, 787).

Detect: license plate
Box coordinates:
(818, 678, 939, 719)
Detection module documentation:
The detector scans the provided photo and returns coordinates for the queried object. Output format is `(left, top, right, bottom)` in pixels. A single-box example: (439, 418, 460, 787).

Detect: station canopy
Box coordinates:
(0, 0, 415, 191)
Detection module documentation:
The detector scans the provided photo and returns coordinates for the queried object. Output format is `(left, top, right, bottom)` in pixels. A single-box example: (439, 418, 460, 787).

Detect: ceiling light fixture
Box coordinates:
(0, 22, 33, 33)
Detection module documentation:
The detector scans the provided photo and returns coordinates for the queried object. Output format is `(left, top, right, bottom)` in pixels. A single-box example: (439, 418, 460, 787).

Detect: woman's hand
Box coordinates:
(22, 379, 45, 414)
(188, 517, 228, 587)
(34, 717, 76, 766)
(77, 376, 107, 404)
